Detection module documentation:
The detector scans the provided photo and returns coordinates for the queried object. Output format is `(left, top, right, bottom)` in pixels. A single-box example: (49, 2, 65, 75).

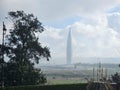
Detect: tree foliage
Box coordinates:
(111, 72, 120, 83)
(7, 11, 50, 63)
(0, 11, 50, 86)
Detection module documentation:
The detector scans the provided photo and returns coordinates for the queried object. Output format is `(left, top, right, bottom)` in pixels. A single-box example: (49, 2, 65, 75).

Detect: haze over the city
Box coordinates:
(1, 0, 120, 64)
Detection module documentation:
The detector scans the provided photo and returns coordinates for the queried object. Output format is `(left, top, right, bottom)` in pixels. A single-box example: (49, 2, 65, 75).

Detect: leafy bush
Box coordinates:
(0, 83, 87, 90)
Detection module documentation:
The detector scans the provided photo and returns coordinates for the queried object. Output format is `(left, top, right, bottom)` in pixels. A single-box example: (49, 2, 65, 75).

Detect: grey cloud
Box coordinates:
(1, 0, 120, 23)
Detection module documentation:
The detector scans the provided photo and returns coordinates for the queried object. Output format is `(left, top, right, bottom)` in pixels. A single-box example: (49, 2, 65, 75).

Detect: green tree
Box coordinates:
(0, 11, 50, 86)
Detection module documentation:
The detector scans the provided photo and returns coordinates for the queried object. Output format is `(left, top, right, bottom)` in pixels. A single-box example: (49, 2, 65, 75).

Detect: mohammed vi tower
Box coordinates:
(66, 29, 72, 64)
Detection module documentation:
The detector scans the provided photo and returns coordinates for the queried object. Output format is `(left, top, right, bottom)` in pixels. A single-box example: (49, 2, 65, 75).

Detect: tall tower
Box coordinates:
(66, 29, 72, 64)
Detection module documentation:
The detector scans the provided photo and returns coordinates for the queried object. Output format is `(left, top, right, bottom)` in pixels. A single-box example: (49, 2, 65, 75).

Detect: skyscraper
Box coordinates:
(66, 29, 72, 64)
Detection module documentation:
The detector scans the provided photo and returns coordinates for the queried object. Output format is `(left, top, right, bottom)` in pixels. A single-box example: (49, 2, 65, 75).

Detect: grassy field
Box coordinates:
(44, 69, 91, 85)
(46, 77, 87, 85)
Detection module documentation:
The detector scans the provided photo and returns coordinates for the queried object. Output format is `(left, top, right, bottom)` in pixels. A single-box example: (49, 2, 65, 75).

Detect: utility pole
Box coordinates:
(93, 67, 95, 81)
(97, 69, 98, 81)
(105, 68, 108, 80)
(1, 22, 6, 90)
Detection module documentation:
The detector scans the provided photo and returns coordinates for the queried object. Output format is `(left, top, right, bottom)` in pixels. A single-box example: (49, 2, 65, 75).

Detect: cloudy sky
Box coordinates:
(1, 0, 120, 64)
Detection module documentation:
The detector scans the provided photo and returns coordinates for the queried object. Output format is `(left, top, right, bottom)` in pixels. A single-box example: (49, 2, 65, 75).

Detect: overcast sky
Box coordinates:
(1, 0, 120, 64)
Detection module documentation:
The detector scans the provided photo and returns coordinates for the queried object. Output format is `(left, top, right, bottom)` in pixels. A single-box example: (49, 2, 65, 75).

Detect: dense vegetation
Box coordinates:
(0, 83, 87, 90)
(0, 11, 50, 86)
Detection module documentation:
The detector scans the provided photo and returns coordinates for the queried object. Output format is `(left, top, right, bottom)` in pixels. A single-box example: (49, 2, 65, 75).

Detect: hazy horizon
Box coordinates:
(37, 57, 120, 66)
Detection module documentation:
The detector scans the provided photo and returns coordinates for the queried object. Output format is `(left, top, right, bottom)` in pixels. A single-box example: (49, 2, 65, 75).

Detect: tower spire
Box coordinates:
(66, 28, 72, 64)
